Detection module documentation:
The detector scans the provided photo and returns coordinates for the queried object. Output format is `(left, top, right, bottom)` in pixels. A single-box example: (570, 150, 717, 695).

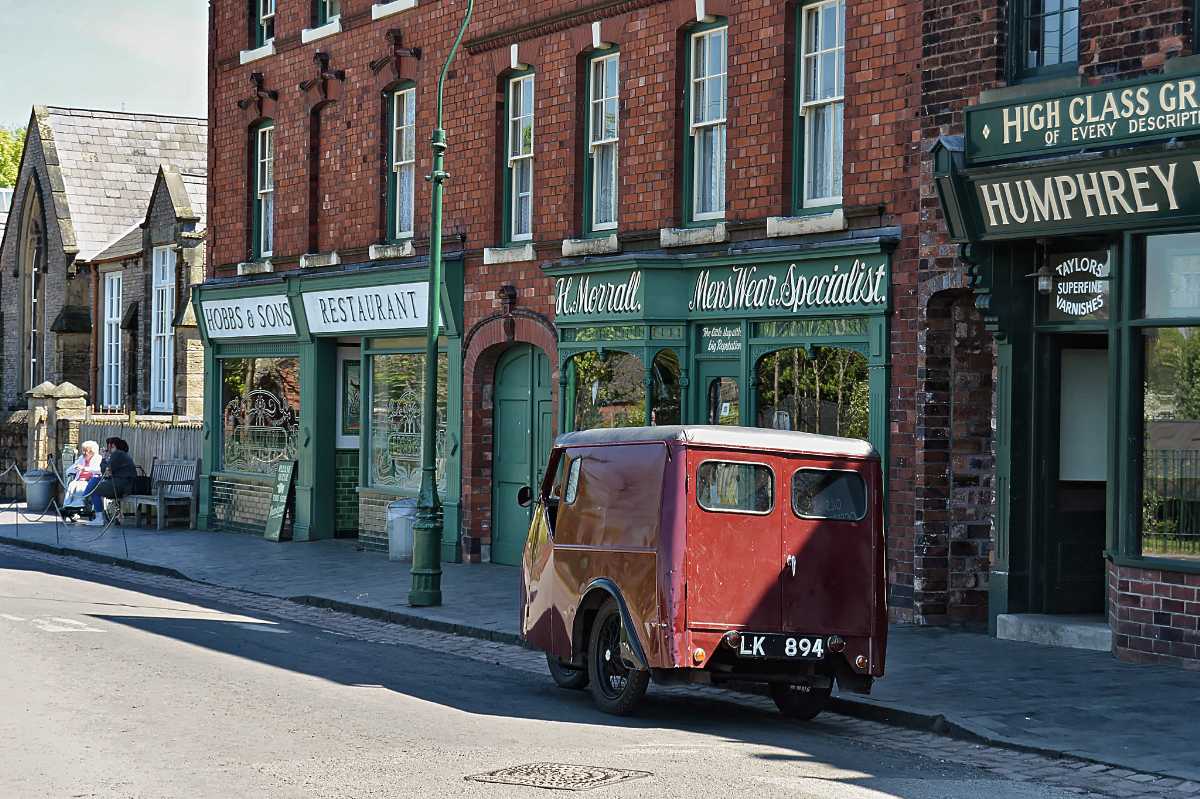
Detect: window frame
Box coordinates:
(254, 0, 276, 47)
(149, 246, 176, 414)
(791, 467, 868, 522)
(504, 71, 536, 244)
(1008, 0, 1080, 83)
(695, 459, 776, 516)
(314, 0, 341, 26)
(101, 270, 123, 409)
(794, 0, 845, 212)
(584, 50, 620, 236)
(387, 85, 418, 242)
(564, 457, 582, 504)
(253, 122, 275, 260)
(683, 22, 728, 226)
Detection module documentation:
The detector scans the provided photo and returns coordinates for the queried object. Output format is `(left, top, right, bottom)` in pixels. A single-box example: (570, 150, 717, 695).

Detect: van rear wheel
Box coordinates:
(587, 600, 649, 715)
(546, 654, 589, 690)
(770, 681, 832, 721)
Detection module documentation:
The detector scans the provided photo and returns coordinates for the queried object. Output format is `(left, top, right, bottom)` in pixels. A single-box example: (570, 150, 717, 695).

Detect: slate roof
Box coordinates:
(38, 106, 206, 262)
(91, 224, 144, 263)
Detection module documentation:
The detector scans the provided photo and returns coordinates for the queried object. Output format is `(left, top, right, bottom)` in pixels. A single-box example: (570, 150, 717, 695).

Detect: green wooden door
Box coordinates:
(492, 345, 553, 566)
(696, 361, 742, 425)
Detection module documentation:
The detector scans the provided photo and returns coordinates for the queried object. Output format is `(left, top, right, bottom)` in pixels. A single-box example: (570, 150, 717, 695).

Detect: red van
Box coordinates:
(519, 425, 887, 718)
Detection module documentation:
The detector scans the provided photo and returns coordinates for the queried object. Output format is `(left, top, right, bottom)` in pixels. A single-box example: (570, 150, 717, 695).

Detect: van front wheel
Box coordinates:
(587, 600, 649, 715)
(770, 681, 831, 721)
(546, 654, 589, 690)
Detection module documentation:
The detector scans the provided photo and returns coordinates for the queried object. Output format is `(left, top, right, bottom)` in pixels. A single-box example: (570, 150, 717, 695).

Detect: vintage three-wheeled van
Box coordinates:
(519, 425, 887, 718)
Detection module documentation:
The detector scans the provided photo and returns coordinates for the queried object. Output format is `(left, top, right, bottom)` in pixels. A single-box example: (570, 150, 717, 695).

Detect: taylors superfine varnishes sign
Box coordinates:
(1048, 251, 1110, 322)
(303, 282, 430, 334)
(687, 259, 887, 315)
(554, 271, 642, 318)
(966, 70, 1200, 163)
(201, 295, 296, 339)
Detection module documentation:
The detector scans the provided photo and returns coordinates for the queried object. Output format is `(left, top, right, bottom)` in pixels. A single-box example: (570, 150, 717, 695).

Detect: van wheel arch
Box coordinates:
(572, 579, 648, 671)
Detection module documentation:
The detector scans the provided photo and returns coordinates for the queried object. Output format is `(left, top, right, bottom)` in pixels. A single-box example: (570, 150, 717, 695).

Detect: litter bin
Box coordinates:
(23, 469, 58, 514)
(387, 498, 418, 562)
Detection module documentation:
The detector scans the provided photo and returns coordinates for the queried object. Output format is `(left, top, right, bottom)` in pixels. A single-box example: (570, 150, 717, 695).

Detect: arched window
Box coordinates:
(567, 350, 644, 431)
(18, 183, 47, 391)
(755, 345, 868, 439)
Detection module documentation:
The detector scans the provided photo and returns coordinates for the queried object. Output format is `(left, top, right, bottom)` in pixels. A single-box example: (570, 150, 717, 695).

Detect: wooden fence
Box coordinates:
(77, 420, 203, 471)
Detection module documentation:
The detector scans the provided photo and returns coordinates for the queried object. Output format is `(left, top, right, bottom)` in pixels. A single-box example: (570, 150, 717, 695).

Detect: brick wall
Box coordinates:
(1078, 0, 1189, 79)
(334, 448, 359, 535)
(358, 490, 392, 552)
(1109, 561, 1200, 670)
(211, 475, 274, 534)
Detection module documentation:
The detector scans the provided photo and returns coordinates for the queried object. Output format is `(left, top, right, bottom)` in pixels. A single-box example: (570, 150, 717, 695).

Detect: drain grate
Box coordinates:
(466, 763, 652, 792)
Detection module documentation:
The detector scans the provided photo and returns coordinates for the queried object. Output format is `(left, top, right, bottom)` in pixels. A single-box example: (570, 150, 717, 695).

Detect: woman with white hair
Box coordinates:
(61, 441, 102, 517)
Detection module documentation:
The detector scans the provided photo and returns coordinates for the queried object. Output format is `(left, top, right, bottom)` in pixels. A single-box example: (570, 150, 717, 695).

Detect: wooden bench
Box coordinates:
(127, 458, 201, 531)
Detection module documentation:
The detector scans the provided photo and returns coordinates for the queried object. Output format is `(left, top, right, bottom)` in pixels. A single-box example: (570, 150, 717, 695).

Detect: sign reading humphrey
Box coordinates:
(966, 70, 1200, 163)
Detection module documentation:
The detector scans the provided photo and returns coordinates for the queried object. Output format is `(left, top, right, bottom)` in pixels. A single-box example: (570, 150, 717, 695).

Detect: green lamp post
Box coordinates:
(410, 0, 475, 607)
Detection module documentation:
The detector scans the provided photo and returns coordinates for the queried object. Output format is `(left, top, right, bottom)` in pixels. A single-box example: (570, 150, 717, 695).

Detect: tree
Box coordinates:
(0, 127, 25, 188)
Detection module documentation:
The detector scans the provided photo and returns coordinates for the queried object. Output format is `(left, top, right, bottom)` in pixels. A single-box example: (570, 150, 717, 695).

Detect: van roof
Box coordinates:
(555, 425, 879, 459)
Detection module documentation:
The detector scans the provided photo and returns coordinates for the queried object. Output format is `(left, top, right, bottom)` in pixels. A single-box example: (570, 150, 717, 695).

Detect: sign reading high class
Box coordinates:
(303, 281, 430, 334)
(201, 295, 296, 339)
(966, 70, 1200, 163)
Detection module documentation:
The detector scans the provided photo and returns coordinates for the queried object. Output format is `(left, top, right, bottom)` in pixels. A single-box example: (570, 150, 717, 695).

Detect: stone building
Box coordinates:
(0, 107, 208, 415)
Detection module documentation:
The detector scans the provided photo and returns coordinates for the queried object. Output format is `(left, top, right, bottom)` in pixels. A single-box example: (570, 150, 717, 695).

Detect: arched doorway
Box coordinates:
(491, 343, 552, 565)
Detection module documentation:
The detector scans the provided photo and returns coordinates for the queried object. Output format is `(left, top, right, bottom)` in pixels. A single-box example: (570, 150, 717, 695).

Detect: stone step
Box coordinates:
(995, 613, 1113, 652)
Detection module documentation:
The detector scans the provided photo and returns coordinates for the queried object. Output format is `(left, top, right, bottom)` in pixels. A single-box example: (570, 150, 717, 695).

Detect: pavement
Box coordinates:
(2, 506, 1198, 782)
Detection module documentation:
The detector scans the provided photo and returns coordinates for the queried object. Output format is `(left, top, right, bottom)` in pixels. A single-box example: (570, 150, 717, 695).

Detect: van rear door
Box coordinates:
(685, 450, 782, 631)
(780, 460, 875, 636)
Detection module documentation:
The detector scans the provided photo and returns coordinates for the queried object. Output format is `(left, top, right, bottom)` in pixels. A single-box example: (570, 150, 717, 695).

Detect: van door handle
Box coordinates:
(785, 554, 796, 578)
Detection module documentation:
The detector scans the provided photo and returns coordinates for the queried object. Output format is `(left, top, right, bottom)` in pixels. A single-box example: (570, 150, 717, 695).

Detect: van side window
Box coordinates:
(564, 457, 582, 504)
(696, 461, 773, 514)
(792, 469, 867, 521)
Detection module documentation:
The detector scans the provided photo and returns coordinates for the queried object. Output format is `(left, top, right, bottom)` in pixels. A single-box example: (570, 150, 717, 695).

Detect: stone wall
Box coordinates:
(0, 411, 29, 500)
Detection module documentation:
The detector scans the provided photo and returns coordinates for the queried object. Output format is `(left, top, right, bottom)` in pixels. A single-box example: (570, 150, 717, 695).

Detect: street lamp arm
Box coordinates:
(435, 0, 475, 131)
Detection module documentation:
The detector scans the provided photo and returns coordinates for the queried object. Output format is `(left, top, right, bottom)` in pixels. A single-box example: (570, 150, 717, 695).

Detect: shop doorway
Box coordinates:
(491, 344, 553, 565)
(698, 361, 741, 425)
(1037, 334, 1108, 614)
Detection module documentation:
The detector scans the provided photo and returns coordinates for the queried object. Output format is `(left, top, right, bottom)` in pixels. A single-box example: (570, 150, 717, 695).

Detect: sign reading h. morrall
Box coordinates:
(974, 153, 1200, 238)
(966, 70, 1200, 163)
(303, 281, 430, 334)
(688, 258, 888, 316)
(201, 295, 296, 339)
(555, 271, 642, 318)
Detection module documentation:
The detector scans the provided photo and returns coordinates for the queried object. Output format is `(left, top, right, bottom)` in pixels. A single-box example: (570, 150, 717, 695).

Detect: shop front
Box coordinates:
(546, 240, 892, 460)
(193, 259, 464, 563)
(935, 64, 1200, 663)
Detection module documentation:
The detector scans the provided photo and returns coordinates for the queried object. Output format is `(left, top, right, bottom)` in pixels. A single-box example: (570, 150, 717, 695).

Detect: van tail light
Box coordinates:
(827, 635, 846, 653)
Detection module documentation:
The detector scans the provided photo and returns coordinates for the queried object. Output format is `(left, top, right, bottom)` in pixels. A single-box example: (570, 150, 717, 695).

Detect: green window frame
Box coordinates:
(314, 0, 341, 27)
(792, 0, 844, 214)
(386, 85, 417, 242)
(583, 50, 620, 236)
(251, 121, 275, 260)
(1009, 0, 1079, 83)
(682, 21, 727, 226)
(503, 71, 535, 245)
(252, 0, 275, 48)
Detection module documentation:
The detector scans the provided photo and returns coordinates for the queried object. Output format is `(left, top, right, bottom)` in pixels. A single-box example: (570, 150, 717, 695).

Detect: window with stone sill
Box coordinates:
(253, 122, 275, 259)
(584, 50, 620, 235)
(1011, 0, 1079, 82)
(795, 0, 844, 212)
(253, 0, 275, 48)
(388, 86, 417, 242)
(686, 24, 727, 224)
(315, 0, 341, 26)
(505, 72, 535, 243)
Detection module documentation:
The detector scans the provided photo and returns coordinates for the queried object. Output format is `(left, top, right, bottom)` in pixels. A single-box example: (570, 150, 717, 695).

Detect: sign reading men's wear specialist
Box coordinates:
(201, 295, 296, 339)
(1048, 251, 1111, 322)
(966, 70, 1200, 163)
(688, 258, 888, 316)
(303, 281, 430, 334)
(974, 153, 1200, 238)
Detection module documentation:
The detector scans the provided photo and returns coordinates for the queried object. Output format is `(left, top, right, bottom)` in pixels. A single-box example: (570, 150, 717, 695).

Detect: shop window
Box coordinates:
(651, 349, 681, 425)
(685, 23, 727, 224)
(1011, 0, 1079, 82)
(505, 72, 535, 243)
(221, 357, 301, 474)
(706, 377, 740, 425)
(569, 350, 644, 430)
(795, 0, 844, 211)
(792, 468, 866, 521)
(585, 51, 619, 234)
(697, 461, 774, 514)
(315, 0, 340, 26)
(388, 86, 417, 241)
(252, 122, 275, 259)
(755, 346, 868, 438)
(253, 0, 275, 48)
(368, 351, 448, 494)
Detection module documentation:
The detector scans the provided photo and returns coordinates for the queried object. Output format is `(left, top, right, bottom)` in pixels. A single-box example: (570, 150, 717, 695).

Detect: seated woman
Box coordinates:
(61, 441, 102, 520)
(85, 438, 137, 527)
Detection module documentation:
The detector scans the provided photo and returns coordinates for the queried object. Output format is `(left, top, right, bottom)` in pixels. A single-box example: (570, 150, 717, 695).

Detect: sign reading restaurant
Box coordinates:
(303, 281, 430, 334)
(966, 70, 1200, 163)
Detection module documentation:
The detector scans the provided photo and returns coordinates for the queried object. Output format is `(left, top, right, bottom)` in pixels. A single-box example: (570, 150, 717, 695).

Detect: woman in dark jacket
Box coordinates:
(85, 438, 136, 526)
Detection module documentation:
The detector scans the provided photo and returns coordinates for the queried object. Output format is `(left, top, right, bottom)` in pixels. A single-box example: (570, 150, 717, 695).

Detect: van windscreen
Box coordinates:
(792, 469, 867, 521)
(696, 461, 774, 514)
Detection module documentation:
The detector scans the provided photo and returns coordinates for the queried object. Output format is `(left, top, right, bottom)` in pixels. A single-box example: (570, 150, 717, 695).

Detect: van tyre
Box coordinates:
(587, 600, 649, 715)
(546, 654, 589, 690)
(770, 681, 832, 721)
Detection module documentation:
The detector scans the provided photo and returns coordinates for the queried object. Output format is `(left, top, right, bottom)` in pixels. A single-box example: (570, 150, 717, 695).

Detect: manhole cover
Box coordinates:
(466, 763, 651, 792)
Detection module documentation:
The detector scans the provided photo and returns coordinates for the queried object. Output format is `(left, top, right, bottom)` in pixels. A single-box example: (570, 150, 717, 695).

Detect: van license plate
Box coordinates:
(735, 634, 825, 660)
